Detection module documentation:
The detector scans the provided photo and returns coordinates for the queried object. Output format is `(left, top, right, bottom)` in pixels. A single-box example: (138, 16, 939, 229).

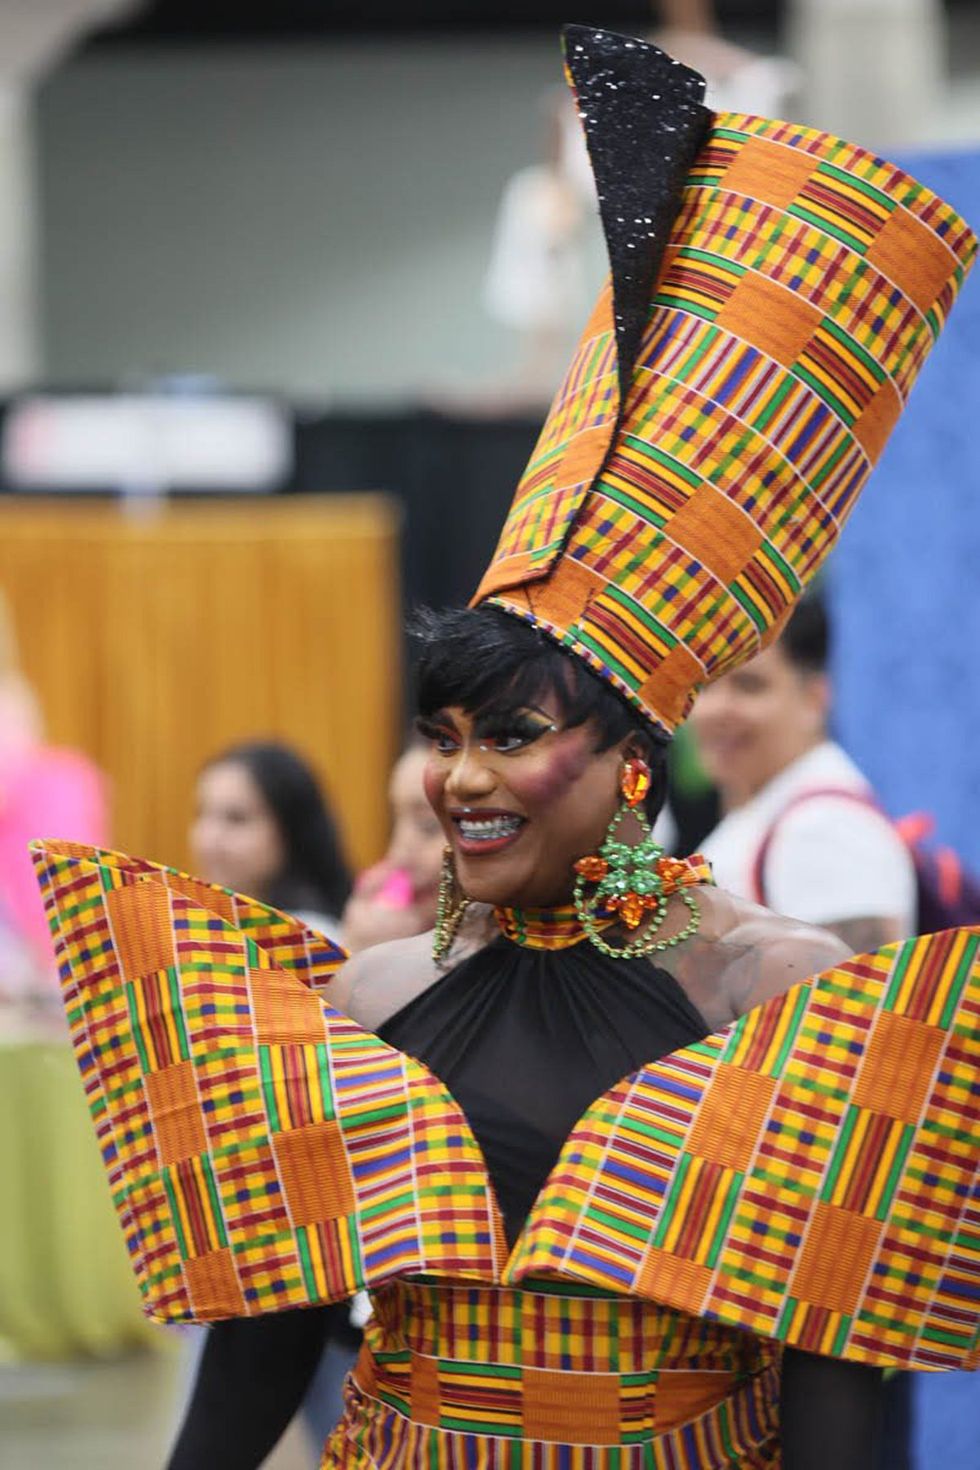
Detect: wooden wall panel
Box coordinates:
(0, 496, 400, 874)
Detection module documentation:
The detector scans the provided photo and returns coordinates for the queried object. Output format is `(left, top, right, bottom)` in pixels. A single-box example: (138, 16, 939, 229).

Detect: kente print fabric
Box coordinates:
(474, 28, 978, 736)
(33, 840, 980, 1372)
(323, 1280, 781, 1468)
(32, 840, 504, 1321)
(511, 926, 980, 1371)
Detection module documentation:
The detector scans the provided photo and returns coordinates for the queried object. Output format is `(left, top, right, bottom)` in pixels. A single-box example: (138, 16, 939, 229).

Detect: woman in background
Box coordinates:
(0, 593, 107, 1011)
(190, 737, 452, 1460)
(188, 739, 355, 1460)
(341, 739, 445, 954)
(177, 737, 471, 1464)
(191, 739, 351, 937)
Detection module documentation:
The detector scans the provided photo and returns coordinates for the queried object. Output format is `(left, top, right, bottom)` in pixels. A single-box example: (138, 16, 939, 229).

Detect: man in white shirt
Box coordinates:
(691, 593, 916, 962)
(690, 590, 918, 1469)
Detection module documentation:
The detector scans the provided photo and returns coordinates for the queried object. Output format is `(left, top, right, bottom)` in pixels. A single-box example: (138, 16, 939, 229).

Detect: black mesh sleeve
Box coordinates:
(780, 1346, 884, 1469)
(166, 1305, 335, 1470)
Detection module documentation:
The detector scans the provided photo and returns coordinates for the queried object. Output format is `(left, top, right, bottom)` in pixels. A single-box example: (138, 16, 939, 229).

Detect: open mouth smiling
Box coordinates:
(451, 808, 527, 855)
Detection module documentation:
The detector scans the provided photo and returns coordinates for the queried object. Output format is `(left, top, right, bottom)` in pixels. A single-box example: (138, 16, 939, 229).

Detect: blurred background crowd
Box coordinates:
(0, 2, 977, 1467)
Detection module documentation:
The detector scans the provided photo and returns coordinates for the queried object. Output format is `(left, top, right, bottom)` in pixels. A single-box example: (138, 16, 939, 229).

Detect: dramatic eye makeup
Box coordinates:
(414, 714, 460, 753)
(473, 709, 557, 753)
(415, 708, 557, 755)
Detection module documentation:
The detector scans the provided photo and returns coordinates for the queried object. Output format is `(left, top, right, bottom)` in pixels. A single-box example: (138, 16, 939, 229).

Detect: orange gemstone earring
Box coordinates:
(573, 757, 701, 958)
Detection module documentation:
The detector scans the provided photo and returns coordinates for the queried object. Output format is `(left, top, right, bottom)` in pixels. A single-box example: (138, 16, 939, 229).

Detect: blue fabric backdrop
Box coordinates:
(829, 149, 980, 866)
(828, 149, 980, 1467)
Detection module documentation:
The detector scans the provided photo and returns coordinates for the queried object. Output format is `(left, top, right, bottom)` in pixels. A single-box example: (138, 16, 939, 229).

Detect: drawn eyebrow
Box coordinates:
(414, 714, 458, 740)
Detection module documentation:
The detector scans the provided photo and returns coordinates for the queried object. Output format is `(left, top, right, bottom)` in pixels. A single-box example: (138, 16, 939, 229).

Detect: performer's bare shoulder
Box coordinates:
(330, 887, 848, 1037)
(328, 906, 497, 1033)
(659, 884, 850, 1030)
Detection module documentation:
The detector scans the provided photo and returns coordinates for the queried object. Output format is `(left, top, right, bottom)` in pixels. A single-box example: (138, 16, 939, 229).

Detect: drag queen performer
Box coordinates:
(32, 28, 979, 1470)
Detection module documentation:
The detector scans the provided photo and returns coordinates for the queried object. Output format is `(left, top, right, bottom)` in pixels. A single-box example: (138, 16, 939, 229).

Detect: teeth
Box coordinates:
(458, 815, 523, 841)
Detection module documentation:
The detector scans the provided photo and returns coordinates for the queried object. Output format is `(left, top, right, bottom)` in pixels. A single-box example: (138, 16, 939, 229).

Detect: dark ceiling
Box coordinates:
(89, 2, 786, 45)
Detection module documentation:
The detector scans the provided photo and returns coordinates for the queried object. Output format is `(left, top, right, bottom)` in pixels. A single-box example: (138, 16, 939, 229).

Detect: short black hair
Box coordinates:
(411, 604, 670, 823)
(780, 590, 830, 674)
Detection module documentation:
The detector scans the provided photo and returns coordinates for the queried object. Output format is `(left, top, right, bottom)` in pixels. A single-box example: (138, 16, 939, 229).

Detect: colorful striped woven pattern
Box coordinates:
(323, 1279, 780, 1468)
(32, 840, 503, 1322)
(474, 37, 978, 736)
(509, 928, 980, 1371)
(34, 840, 980, 1370)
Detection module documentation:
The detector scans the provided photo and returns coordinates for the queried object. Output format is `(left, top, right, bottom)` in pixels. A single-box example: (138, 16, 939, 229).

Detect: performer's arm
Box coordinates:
(827, 915, 903, 952)
(167, 1306, 334, 1469)
(781, 1347, 883, 1468)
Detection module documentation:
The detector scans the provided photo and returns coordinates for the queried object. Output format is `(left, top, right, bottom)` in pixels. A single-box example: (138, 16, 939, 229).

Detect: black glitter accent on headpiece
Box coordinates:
(563, 26, 711, 400)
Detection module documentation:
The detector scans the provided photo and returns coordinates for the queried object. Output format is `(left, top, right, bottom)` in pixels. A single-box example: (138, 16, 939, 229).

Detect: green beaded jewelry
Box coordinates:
(573, 760, 701, 959)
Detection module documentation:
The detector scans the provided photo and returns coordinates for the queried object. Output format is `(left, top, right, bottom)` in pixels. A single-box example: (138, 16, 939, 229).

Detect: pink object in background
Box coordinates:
(368, 867, 415, 909)
(0, 745, 108, 958)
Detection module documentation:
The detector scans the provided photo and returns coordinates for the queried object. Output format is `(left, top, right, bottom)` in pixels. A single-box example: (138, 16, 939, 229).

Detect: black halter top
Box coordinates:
(379, 933, 709, 1246)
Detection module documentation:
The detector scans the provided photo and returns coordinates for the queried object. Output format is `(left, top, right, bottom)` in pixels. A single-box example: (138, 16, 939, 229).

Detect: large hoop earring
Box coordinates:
(573, 758, 700, 959)
(432, 846, 470, 964)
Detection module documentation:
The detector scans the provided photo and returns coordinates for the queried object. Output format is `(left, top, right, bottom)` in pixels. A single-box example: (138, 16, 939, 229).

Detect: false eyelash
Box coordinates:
(473, 715, 549, 742)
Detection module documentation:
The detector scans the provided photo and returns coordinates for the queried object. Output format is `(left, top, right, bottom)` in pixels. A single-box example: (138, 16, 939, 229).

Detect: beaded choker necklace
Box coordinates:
(494, 854, 713, 952)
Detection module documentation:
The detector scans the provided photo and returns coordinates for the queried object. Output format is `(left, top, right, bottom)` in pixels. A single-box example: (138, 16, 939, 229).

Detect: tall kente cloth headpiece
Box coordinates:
(474, 27, 977, 736)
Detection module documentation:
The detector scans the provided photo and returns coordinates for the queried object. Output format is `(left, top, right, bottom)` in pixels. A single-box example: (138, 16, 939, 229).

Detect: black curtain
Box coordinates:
(290, 408, 539, 615)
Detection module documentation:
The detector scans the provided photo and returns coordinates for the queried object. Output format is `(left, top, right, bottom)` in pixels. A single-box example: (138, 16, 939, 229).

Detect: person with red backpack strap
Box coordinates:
(691, 589, 920, 1469)
(691, 592, 916, 957)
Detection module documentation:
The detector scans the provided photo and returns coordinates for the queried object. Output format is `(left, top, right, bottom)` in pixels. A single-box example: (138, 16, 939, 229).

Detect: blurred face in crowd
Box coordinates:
(190, 758, 286, 899)
(384, 746, 446, 904)
(690, 639, 830, 811)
